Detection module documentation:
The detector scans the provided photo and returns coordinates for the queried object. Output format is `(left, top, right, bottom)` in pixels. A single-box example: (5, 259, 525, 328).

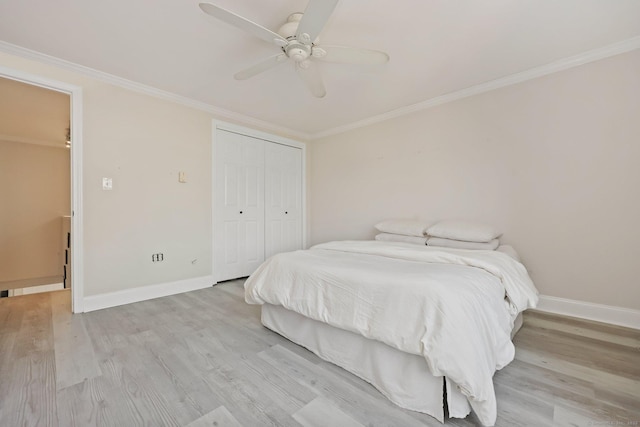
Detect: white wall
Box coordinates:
(0, 51, 306, 299)
(82, 84, 213, 295)
(310, 49, 640, 311)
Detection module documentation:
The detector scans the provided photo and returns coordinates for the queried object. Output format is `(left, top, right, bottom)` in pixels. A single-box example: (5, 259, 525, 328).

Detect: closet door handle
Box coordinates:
(285, 211, 288, 214)
(239, 211, 243, 214)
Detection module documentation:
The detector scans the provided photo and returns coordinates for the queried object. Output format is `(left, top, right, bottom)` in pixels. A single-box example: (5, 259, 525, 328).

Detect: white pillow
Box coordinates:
(426, 237, 499, 250)
(427, 220, 501, 243)
(374, 219, 430, 237)
(375, 233, 428, 245)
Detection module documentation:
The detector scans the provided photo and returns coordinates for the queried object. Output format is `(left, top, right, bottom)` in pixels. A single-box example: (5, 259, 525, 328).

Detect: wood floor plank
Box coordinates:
(101, 331, 201, 426)
(527, 310, 640, 342)
(56, 376, 117, 427)
(593, 384, 640, 416)
(524, 313, 640, 348)
(515, 347, 640, 398)
(93, 350, 183, 427)
(9, 292, 54, 359)
(492, 381, 555, 426)
(186, 405, 243, 427)
(494, 358, 596, 403)
(495, 358, 640, 423)
(0, 292, 27, 334)
(124, 330, 211, 425)
(216, 280, 247, 299)
(0, 351, 58, 427)
(51, 290, 102, 390)
(0, 330, 16, 374)
(552, 404, 598, 427)
(179, 377, 226, 423)
(515, 326, 640, 379)
(293, 397, 364, 427)
(200, 363, 302, 427)
(259, 344, 440, 427)
(234, 353, 317, 414)
(0, 297, 24, 376)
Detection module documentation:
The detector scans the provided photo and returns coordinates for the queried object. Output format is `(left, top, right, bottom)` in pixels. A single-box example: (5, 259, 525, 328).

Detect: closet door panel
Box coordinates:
(267, 221, 284, 258)
(265, 143, 302, 259)
(223, 164, 238, 207)
(283, 219, 299, 253)
(222, 221, 241, 279)
(244, 166, 259, 207)
(214, 130, 265, 281)
(283, 145, 302, 254)
(239, 138, 265, 276)
(215, 133, 241, 280)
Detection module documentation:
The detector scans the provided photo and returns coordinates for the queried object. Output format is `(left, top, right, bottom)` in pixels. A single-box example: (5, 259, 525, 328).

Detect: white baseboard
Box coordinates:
(83, 275, 214, 312)
(21, 282, 65, 295)
(535, 295, 640, 330)
(9, 282, 65, 296)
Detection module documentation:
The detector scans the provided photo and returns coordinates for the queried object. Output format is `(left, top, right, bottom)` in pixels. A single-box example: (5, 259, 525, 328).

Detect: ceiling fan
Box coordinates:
(199, 0, 389, 98)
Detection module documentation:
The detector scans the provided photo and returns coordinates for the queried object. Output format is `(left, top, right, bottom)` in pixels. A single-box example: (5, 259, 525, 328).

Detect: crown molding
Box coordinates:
(2, 36, 639, 142)
(0, 41, 311, 141)
(311, 36, 640, 140)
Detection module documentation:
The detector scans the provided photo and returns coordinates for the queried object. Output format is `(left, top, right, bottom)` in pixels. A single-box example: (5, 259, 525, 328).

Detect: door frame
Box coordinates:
(211, 120, 306, 283)
(0, 65, 84, 313)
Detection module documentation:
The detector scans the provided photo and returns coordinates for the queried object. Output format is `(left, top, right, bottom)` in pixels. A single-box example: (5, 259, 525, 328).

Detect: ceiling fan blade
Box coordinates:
(199, 3, 287, 46)
(296, 0, 339, 44)
(296, 61, 326, 98)
(313, 45, 389, 65)
(234, 54, 288, 80)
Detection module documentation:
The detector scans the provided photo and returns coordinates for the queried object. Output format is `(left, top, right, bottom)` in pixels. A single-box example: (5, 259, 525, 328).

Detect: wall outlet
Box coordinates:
(152, 253, 164, 262)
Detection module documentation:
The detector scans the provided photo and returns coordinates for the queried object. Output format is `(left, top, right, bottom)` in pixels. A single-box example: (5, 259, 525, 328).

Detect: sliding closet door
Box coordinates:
(214, 130, 265, 281)
(265, 142, 303, 259)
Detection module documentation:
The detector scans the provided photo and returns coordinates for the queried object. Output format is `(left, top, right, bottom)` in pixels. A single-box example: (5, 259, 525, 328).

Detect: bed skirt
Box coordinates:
(261, 304, 475, 422)
(261, 304, 524, 423)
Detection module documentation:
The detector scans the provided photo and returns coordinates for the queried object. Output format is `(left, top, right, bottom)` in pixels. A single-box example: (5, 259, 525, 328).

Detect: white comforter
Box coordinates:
(244, 240, 538, 426)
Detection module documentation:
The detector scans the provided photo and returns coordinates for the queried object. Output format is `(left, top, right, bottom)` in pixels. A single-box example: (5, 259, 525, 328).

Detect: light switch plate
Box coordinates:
(102, 177, 113, 190)
(178, 171, 187, 183)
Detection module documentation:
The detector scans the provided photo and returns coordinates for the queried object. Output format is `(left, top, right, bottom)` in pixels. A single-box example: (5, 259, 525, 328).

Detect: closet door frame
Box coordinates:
(211, 120, 306, 283)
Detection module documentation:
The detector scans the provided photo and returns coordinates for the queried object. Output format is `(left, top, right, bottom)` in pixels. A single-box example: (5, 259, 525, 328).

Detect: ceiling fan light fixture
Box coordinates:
(285, 42, 311, 62)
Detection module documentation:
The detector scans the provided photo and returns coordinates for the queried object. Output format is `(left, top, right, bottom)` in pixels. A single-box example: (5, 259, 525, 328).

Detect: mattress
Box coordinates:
(262, 303, 524, 422)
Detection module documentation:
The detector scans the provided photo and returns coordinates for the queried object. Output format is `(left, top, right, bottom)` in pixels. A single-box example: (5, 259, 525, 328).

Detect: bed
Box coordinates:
(244, 240, 538, 426)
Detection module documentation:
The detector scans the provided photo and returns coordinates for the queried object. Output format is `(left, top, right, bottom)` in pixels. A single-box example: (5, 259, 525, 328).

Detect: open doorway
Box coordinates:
(0, 76, 71, 303)
(0, 67, 83, 312)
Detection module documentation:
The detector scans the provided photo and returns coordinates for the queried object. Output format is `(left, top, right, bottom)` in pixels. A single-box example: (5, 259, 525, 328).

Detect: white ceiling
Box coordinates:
(1, 0, 639, 136)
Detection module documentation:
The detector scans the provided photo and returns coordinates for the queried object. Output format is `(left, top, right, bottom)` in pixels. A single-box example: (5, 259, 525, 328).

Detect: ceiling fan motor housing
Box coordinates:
(278, 13, 304, 39)
(278, 12, 317, 62)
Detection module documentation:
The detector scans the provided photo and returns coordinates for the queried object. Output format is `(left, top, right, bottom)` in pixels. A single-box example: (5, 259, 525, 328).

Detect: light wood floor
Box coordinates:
(0, 280, 638, 427)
